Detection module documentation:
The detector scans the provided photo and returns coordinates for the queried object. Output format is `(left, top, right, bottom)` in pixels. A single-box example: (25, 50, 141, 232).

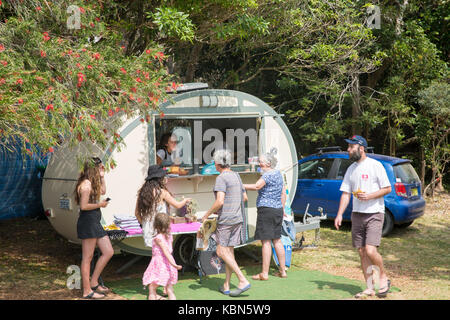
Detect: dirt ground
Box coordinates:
(0, 193, 448, 300)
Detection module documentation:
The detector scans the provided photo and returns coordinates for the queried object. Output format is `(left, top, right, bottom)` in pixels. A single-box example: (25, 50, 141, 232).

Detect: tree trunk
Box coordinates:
(420, 147, 426, 193)
(351, 74, 361, 135)
(184, 43, 203, 83)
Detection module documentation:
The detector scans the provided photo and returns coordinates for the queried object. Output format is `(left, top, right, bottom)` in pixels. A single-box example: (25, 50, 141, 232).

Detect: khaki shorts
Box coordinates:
(351, 212, 384, 248)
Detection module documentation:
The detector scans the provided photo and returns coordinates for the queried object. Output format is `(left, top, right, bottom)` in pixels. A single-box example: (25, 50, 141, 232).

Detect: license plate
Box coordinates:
(411, 188, 418, 196)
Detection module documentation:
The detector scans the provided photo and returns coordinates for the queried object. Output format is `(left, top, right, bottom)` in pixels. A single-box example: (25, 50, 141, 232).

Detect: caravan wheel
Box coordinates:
(174, 234, 195, 266)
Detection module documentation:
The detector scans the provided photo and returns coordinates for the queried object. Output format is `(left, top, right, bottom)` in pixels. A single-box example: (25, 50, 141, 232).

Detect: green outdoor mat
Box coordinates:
(108, 268, 400, 300)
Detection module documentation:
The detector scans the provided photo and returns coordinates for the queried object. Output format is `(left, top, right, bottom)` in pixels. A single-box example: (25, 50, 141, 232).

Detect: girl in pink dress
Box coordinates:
(142, 213, 182, 300)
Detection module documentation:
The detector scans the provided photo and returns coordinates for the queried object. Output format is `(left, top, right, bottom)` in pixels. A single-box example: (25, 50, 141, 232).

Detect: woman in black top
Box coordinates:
(74, 157, 114, 299)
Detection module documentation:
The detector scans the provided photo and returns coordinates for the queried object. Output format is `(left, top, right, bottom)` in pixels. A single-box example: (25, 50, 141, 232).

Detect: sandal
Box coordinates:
(273, 271, 287, 278)
(229, 283, 251, 297)
(91, 284, 109, 294)
(219, 286, 230, 295)
(377, 279, 391, 298)
(82, 291, 105, 299)
(354, 289, 375, 299)
(251, 273, 269, 281)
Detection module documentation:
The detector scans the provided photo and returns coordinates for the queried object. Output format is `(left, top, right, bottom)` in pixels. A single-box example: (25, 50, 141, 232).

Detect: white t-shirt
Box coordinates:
(156, 149, 175, 165)
(340, 157, 391, 213)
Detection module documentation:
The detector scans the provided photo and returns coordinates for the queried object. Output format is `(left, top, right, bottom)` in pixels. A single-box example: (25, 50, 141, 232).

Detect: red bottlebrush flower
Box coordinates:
(108, 109, 114, 116)
(77, 133, 82, 141)
(130, 87, 137, 93)
(35, 76, 44, 81)
(16, 79, 23, 85)
(79, 7, 85, 14)
(90, 114, 96, 119)
(146, 49, 152, 54)
(140, 118, 144, 123)
(0, 44, 5, 52)
(120, 68, 127, 74)
(45, 104, 54, 111)
(136, 77, 142, 83)
(155, 52, 165, 60)
(160, 112, 165, 118)
(76, 63, 83, 69)
(40, 50, 46, 57)
(96, 17, 101, 22)
(90, 22, 95, 28)
(48, 147, 54, 153)
(93, 52, 100, 60)
(36, 7, 41, 11)
(62, 95, 68, 102)
(115, 107, 120, 113)
(1, 60, 8, 66)
(0, 78, 5, 85)
(87, 65, 92, 70)
(18, 98, 24, 104)
(172, 82, 178, 90)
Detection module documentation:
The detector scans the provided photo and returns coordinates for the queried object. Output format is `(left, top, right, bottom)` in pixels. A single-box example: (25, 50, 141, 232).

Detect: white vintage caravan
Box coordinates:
(41, 85, 299, 264)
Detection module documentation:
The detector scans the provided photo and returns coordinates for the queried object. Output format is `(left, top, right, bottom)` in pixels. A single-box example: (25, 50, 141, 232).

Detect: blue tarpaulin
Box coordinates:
(0, 144, 48, 220)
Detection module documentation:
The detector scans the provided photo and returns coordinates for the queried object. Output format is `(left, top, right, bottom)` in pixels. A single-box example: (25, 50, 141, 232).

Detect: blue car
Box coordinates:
(292, 147, 426, 236)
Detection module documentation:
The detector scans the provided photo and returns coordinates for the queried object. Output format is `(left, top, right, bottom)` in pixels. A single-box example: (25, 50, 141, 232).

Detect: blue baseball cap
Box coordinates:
(345, 135, 368, 147)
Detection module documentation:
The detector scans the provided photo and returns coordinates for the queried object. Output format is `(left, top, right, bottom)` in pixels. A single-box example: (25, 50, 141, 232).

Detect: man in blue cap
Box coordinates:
(334, 135, 392, 298)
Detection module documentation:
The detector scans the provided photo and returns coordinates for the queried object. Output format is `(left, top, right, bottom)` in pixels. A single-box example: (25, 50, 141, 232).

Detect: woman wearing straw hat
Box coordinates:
(243, 150, 288, 280)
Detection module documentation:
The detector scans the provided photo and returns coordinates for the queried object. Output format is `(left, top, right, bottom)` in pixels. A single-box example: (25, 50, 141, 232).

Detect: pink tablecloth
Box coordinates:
(170, 222, 201, 233)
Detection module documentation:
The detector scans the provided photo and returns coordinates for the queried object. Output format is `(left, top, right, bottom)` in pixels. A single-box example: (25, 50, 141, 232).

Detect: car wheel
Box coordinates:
(397, 221, 414, 228)
(173, 234, 195, 267)
(382, 211, 394, 237)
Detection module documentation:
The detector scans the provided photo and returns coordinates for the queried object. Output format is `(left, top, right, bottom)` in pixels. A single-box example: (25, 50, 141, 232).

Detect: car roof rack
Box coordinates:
(316, 146, 342, 154)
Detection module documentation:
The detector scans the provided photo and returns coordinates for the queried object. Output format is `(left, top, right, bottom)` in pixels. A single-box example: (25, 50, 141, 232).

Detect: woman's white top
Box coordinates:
(142, 201, 168, 247)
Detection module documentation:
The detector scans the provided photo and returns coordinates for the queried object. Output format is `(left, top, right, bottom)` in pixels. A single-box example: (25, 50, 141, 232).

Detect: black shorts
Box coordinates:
(77, 209, 107, 239)
(254, 206, 283, 240)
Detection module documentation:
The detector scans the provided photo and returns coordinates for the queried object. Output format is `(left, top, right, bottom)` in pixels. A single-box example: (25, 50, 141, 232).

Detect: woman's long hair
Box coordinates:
(135, 177, 166, 222)
(74, 160, 101, 205)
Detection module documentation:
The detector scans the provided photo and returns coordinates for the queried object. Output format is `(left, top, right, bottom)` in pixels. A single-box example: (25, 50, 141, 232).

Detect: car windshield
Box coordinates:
(393, 163, 420, 184)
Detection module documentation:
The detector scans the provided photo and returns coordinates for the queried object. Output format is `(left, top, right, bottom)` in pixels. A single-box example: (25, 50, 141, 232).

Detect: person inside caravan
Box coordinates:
(156, 133, 178, 166)
(74, 157, 114, 300)
(201, 149, 251, 297)
(243, 151, 288, 280)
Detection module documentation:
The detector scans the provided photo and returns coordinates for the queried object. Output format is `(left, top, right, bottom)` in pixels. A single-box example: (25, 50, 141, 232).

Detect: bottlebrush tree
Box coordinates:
(0, 0, 177, 167)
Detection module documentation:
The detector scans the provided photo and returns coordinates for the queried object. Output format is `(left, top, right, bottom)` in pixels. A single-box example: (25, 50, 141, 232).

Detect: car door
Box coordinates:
(292, 157, 336, 216)
(325, 158, 353, 220)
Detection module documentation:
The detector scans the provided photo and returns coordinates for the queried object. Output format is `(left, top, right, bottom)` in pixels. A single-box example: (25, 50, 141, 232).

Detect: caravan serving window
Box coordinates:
(155, 117, 260, 167)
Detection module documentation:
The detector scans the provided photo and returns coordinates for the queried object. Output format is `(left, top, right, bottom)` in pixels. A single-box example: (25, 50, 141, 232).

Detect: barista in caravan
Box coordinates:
(156, 133, 179, 166)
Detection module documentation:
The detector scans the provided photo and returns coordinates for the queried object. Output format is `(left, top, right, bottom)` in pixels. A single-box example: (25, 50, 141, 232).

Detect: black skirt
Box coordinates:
(254, 206, 284, 240)
(77, 208, 107, 239)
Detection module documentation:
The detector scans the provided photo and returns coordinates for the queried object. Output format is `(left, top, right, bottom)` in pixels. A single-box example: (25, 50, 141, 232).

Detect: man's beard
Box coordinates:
(349, 148, 362, 162)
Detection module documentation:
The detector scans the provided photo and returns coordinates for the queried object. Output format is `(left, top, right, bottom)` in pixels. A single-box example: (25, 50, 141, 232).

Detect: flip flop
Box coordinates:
(219, 286, 230, 295)
(273, 271, 287, 278)
(354, 289, 375, 299)
(251, 273, 268, 281)
(377, 279, 391, 298)
(229, 283, 251, 297)
(82, 291, 105, 299)
(91, 284, 109, 294)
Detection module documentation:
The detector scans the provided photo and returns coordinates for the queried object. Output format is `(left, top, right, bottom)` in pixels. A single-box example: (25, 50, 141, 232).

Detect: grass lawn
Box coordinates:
(0, 193, 448, 300)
